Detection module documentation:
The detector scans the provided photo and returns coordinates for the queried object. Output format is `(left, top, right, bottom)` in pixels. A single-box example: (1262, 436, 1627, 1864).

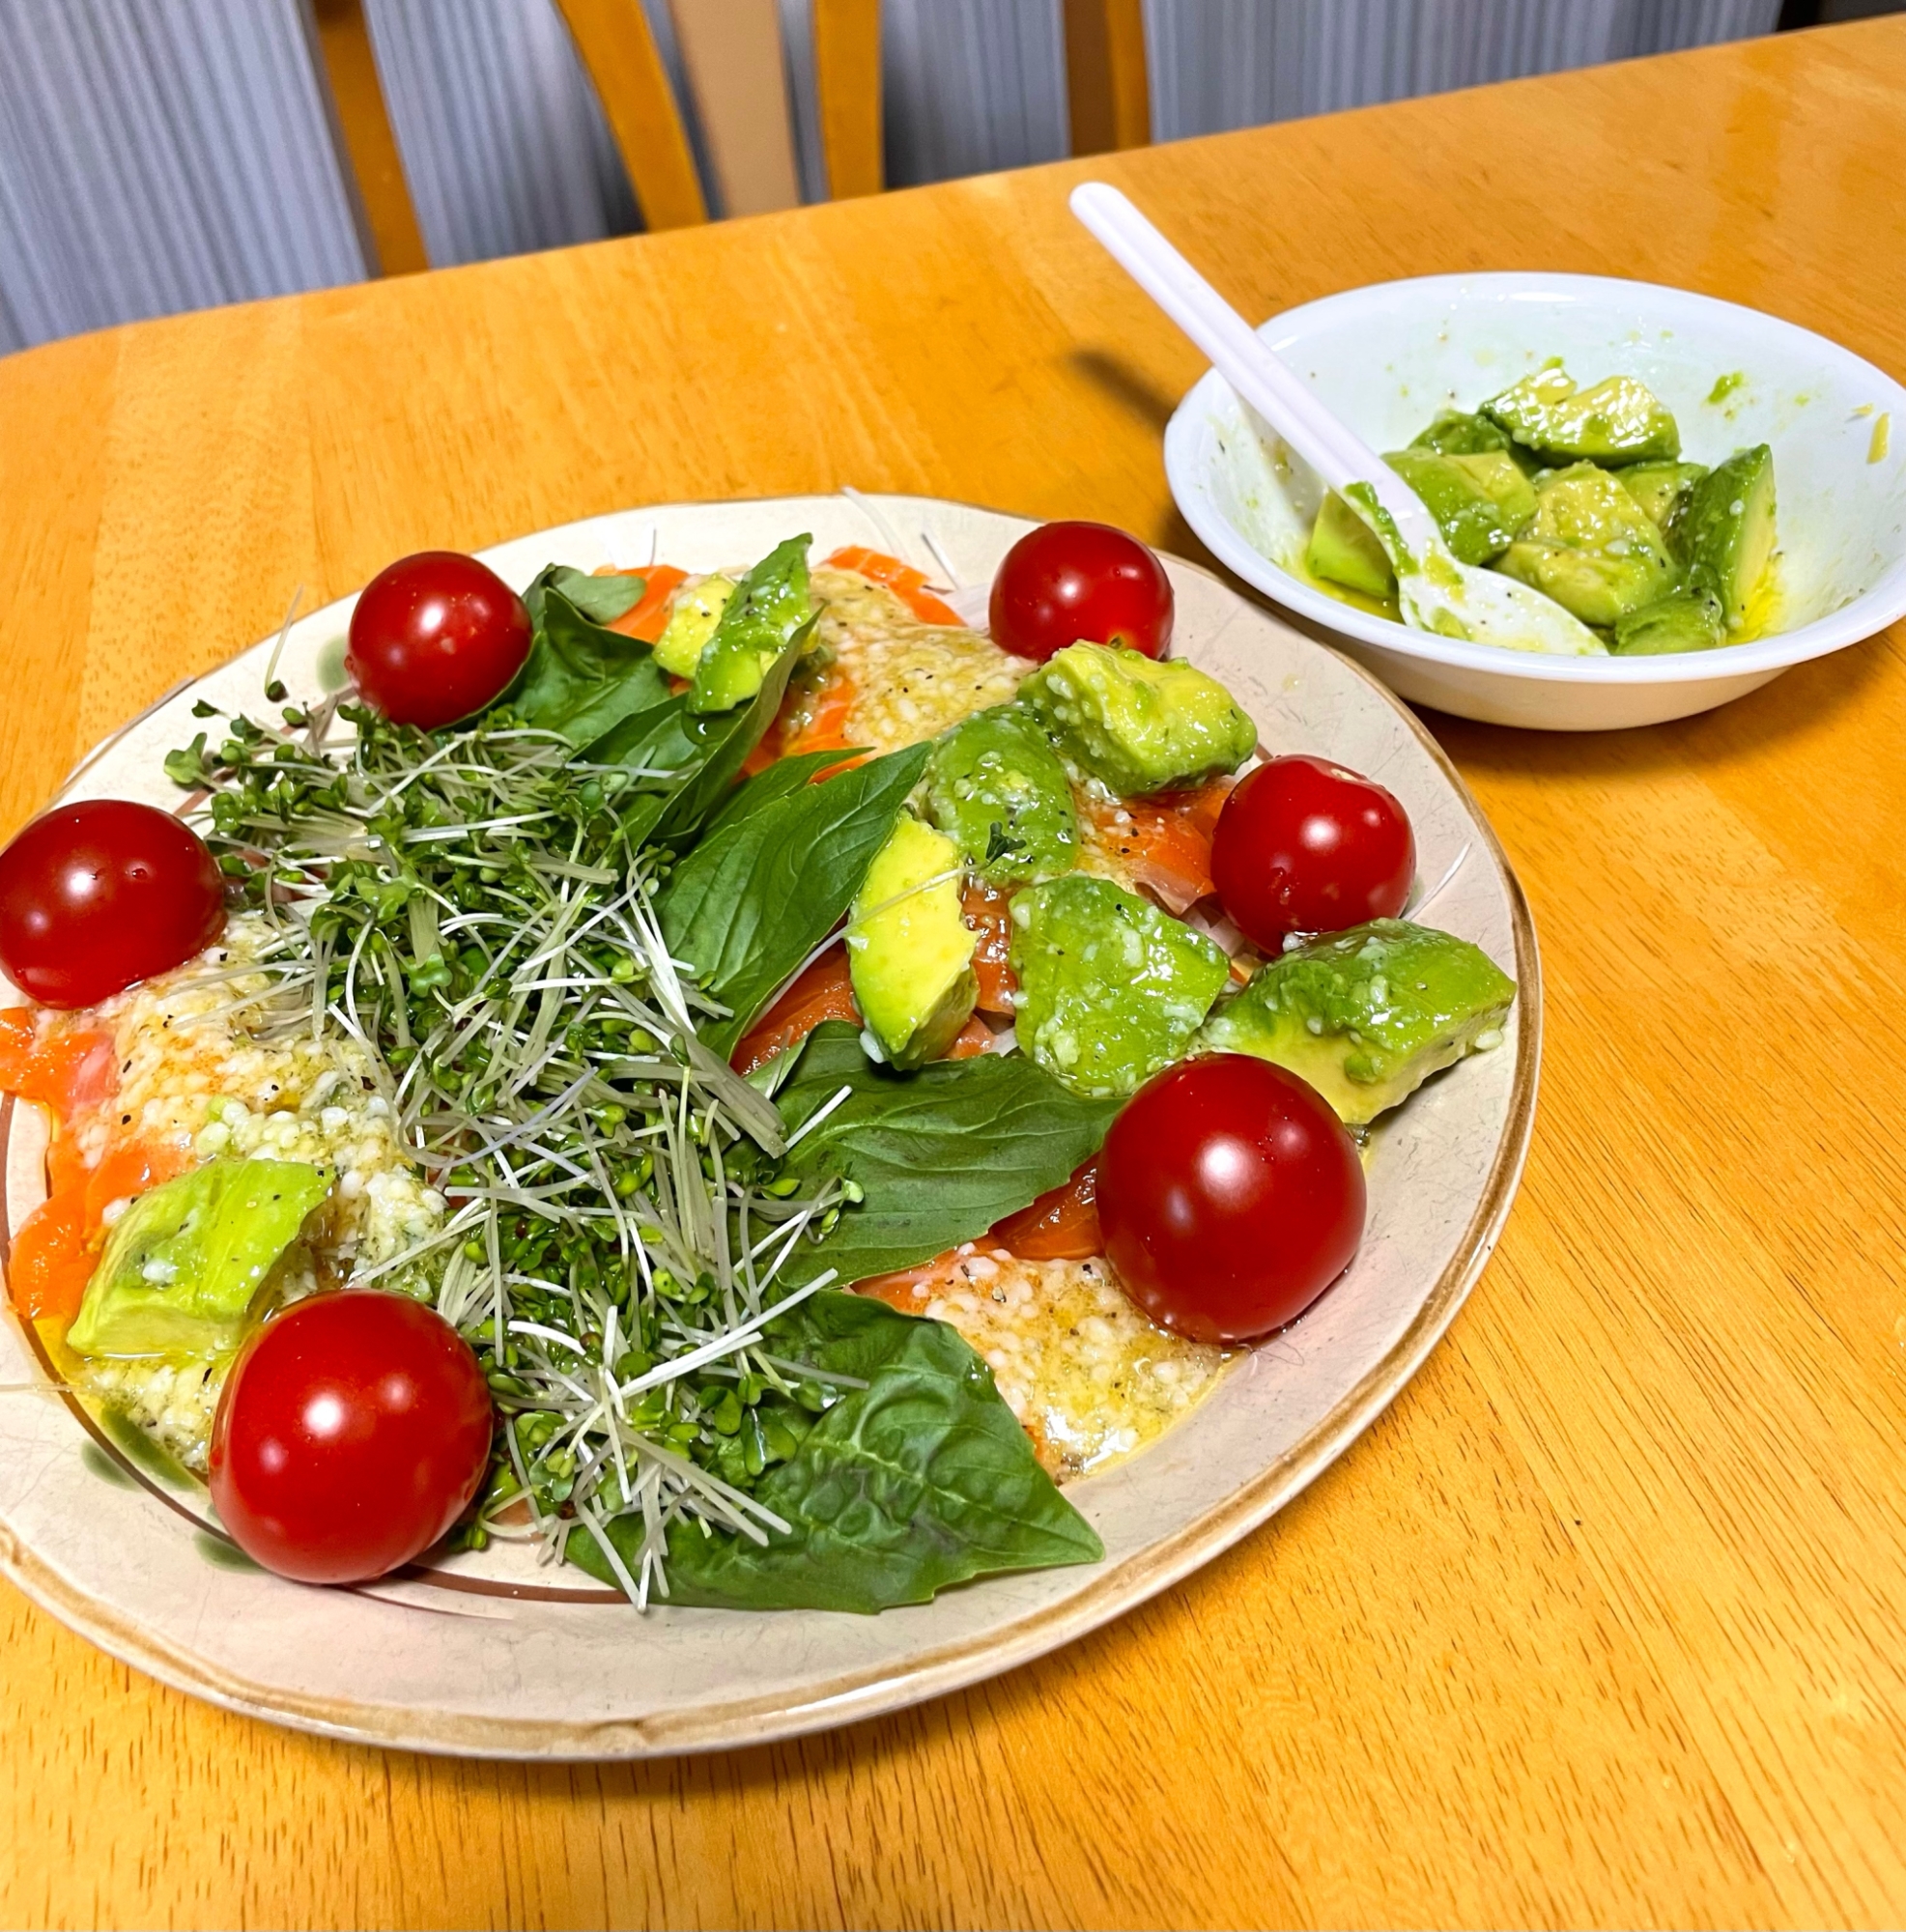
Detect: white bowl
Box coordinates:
(1164, 271, 1906, 730)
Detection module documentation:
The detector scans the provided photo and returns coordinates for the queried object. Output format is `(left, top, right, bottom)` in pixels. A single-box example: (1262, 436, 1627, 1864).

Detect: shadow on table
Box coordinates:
(1067, 345, 1181, 438)
(1064, 346, 1208, 560)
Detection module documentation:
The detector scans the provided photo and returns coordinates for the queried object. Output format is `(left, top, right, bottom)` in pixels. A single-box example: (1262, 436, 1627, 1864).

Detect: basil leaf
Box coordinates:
(658, 745, 929, 1057)
(699, 746, 867, 840)
(595, 614, 812, 847)
(510, 580, 669, 748)
(689, 535, 812, 715)
(526, 564, 644, 627)
(777, 1022, 1122, 1286)
(566, 1290, 1102, 1611)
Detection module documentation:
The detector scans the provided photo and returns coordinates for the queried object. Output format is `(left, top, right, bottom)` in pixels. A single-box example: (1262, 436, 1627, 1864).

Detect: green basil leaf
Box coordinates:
(566, 1290, 1101, 1611)
(532, 564, 644, 626)
(776, 1021, 1122, 1286)
(688, 535, 813, 715)
(699, 747, 868, 840)
(657, 744, 929, 1057)
(595, 614, 812, 848)
(510, 580, 669, 748)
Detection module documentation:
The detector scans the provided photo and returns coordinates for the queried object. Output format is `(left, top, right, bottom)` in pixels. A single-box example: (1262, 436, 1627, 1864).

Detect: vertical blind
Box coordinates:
(1145, 0, 1783, 137)
(0, 0, 1780, 355)
(0, 0, 362, 350)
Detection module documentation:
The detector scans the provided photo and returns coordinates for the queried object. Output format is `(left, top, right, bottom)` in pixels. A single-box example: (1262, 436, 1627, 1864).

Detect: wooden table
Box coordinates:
(4, 18, 1904, 1926)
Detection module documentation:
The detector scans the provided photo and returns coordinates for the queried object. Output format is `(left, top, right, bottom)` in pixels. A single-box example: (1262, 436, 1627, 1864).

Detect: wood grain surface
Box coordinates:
(3, 20, 1904, 1928)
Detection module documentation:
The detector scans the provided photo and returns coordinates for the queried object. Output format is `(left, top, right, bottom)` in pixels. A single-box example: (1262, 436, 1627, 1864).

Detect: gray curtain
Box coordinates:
(0, 0, 363, 352)
(1143, 0, 1781, 138)
(0, 0, 1785, 356)
(880, 0, 1071, 185)
(361, 0, 640, 263)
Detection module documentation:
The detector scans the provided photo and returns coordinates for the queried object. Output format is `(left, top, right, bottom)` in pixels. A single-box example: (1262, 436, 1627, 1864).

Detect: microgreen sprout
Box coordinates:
(173, 696, 847, 1603)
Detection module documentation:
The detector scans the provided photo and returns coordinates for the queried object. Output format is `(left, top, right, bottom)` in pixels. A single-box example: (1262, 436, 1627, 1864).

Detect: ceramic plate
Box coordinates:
(0, 495, 1539, 1758)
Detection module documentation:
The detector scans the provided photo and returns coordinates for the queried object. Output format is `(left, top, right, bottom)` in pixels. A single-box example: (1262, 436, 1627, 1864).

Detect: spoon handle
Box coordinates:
(1069, 182, 1437, 553)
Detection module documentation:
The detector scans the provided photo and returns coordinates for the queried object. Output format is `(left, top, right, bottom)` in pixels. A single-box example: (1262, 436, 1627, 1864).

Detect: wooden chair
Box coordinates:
(1063, 0, 1151, 157)
(311, 0, 1151, 274)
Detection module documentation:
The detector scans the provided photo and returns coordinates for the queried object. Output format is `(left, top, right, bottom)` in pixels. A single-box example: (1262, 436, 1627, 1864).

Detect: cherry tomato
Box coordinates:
(0, 800, 225, 1009)
(1098, 1056, 1365, 1344)
(989, 521, 1174, 663)
(210, 1291, 493, 1584)
(1210, 754, 1414, 949)
(346, 551, 532, 729)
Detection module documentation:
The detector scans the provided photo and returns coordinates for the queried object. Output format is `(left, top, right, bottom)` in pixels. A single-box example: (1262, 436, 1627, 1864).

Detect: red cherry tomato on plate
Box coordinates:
(210, 1291, 493, 1584)
(1210, 754, 1414, 949)
(346, 551, 532, 729)
(989, 521, 1174, 663)
(0, 800, 225, 1009)
(1098, 1055, 1365, 1344)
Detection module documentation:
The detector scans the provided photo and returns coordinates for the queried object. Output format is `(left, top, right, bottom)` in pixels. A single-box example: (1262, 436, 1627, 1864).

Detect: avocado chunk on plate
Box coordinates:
(689, 535, 814, 714)
(1010, 873, 1230, 1099)
(1484, 367, 1681, 467)
(923, 702, 1080, 887)
(652, 574, 736, 679)
(1613, 587, 1727, 655)
(1020, 641, 1257, 799)
(66, 1158, 332, 1359)
(1199, 920, 1516, 1125)
(1675, 443, 1778, 628)
(1307, 491, 1398, 601)
(1494, 463, 1680, 627)
(1384, 447, 1537, 565)
(846, 812, 977, 1069)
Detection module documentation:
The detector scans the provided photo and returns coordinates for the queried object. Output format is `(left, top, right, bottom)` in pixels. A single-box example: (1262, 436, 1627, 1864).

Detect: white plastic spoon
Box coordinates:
(1068, 182, 1604, 657)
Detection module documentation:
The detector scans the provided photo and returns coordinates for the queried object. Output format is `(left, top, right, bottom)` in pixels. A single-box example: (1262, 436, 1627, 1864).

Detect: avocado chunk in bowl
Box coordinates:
(1381, 448, 1536, 567)
(1483, 368, 1682, 467)
(1494, 464, 1681, 629)
(1676, 444, 1778, 627)
(1165, 270, 1906, 726)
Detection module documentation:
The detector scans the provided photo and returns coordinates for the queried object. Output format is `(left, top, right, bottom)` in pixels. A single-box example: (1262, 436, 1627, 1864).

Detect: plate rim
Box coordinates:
(0, 490, 1541, 1757)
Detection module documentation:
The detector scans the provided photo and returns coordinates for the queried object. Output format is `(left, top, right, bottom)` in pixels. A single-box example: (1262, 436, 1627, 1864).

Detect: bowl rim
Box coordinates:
(1165, 269, 1906, 684)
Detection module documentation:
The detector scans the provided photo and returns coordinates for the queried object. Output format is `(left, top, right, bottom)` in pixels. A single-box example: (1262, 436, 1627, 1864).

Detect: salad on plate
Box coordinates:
(0, 517, 1517, 1612)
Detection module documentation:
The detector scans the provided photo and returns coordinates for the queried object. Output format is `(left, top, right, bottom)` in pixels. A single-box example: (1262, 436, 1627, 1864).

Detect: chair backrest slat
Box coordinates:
(552, 0, 709, 230)
(812, 0, 883, 200)
(666, 0, 803, 217)
(313, 0, 1135, 266)
(1064, 0, 1152, 156)
(308, 0, 430, 274)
